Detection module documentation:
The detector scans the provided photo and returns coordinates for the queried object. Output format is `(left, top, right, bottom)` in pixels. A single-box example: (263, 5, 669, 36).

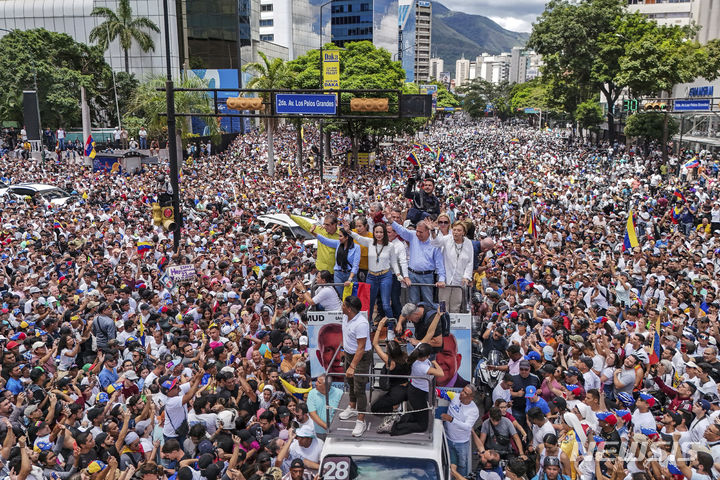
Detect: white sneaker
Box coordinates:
(338, 406, 358, 420)
(351, 420, 367, 437)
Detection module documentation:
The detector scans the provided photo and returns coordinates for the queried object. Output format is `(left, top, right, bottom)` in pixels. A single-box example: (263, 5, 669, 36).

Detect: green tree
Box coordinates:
(243, 52, 293, 177)
(430, 81, 459, 110)
(127, 73, 218, 142)
(0, 29, 116, 128)
(510, 78, 551, 114)
(89, 0, 160, 74)
(461, 79, 513, 121)
(529, 0, 626, 143)
(624, 112, 679, 155)
(575, 98, 604, 140)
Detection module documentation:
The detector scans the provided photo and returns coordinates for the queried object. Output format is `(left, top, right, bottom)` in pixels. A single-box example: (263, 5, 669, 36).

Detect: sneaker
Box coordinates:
(351, 420, 367, 437)
(376, 414, 395, 433)
(338, 406, 358, 420)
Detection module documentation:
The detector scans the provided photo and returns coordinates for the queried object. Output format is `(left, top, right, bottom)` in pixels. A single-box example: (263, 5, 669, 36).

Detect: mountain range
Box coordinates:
(431, 1, 529, 77)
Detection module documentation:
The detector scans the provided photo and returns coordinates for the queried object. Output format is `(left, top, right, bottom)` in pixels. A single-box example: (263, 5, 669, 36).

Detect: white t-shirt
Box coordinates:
(188, 411, 218, 435)
(289, 437, 324, 465)
(583, 370, 601, 392)
(444, 396, 479, 443)
(313, 286, 342, 311)
(163, 382, 191, 438)
(532, 421, 556, 447)
(492, 383, 511, 404)
(342, 312, 370, 354)
(411, 359, 432, 392)
(631, 410, 656, 432)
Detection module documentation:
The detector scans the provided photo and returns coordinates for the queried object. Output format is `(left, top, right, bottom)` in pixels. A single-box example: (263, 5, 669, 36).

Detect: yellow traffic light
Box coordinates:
(226, 97, 264, 111)
(644, 102, 667, 111)
(161, 206, 176, 231)
(350, 97, 389, 112)
(151, 203, 162, 226)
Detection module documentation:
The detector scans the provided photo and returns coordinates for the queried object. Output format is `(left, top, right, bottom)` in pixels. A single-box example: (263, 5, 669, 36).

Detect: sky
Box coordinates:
(439, 0, 547, 33)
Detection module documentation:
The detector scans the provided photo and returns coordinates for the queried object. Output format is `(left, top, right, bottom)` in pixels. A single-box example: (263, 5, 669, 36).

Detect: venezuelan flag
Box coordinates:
(407, 151, 421, 168)
(683, 157, 700, 169)
(280, 377, 312, 400)
(671, 206, 681, 224)
(623, 210, 639, 251)
(411, 143, 422, 149)
(341, 282, 371, 312)
(53, 222, 61, 229)
(137, 241, 153, 255)
(527, 212, 538, 238)
(673, 189, 686, 203)
(84, 135, 96, 159)
(648, 317, 662, 365)
(435, 388, 457, 401)
(422, 144, 432, 152)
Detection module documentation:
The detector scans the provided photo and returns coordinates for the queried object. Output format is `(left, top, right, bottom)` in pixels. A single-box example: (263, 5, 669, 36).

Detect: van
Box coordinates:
(318, 392, 452, 480)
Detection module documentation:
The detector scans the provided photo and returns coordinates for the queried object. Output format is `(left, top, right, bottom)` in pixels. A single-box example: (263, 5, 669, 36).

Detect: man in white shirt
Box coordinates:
(632, 393, 658, 432)
(294, 272, 342, 311)
(492, 374, 513, 404)
(579, 357, 601, 392)
(441, 384, 479, 477)
(161, 370, 203, 442)
(529, 407, 555, 448)
(337, 296, 372, 437)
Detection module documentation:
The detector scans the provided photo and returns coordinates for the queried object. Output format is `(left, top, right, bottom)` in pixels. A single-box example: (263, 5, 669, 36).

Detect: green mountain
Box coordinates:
(431, 2, 529, 77)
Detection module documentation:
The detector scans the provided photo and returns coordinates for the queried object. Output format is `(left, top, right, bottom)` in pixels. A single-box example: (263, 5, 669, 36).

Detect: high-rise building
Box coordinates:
(429, 57, 444, 81)
(626, 0, 719, 43)
(398, 0, 415, 82)
(259, 0, 318, 58)
(414, 0, 431, 82)
(330, 0, 397, 55)
(509, 46, 528, 84)
(455, 55, 470, 88)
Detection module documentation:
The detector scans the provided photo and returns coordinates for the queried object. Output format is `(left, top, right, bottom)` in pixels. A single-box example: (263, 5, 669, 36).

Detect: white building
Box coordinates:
(627, 0, 719, 42)
(259, 0, 318, 59)
(455, 54, 470, 88)
(429, 57, 444, 80)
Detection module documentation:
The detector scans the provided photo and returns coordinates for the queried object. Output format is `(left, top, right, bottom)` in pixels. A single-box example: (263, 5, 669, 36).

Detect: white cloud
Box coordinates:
(488, 16, 533, 33)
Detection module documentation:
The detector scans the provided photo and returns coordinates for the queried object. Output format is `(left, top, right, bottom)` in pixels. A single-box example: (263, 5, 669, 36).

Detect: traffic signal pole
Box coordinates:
(163, 0, 182, 254)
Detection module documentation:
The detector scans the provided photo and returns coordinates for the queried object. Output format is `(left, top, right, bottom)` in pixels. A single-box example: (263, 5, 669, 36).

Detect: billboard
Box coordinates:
(323, 50, 340, 90)
(420, 84, 437, 113)
(189, 69, 254, 134)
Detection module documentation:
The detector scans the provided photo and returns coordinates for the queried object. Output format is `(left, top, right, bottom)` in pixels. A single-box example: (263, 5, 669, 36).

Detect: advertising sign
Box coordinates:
(674, 99, 711, 111)
(323, 50, 340, 91)
(420, 84, 438, 113)
(323, 165, 340, 182)
(307, 310, 345, 379)
(276, 94, 337, 115)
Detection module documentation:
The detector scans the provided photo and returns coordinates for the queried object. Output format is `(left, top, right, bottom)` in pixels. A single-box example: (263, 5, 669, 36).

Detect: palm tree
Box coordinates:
(89, 0, 160, 74)
(127, 73, 219, 141)
(243, 52, 293, 177)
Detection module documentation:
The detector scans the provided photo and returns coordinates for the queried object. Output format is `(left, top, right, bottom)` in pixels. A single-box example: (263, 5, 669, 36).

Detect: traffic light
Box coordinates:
(151, 203, 162, 226)
(644, 102, 667, 111)
(226, 97, 264, 111)
(622, 99, 638, 112)
(350, 97, 389, 112)
(160, 205, 176, 231)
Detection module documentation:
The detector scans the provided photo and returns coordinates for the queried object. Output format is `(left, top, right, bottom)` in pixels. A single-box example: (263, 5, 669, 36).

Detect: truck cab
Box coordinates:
(318, 392, 452, 480)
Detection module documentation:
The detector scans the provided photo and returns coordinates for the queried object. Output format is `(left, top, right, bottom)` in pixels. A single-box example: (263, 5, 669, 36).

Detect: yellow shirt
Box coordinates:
(290, 215, 339, 273)
(352, 229, 373, 270)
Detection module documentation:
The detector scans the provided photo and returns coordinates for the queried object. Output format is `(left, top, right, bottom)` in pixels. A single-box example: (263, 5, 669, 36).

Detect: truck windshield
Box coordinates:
(322, 455, 440, 480)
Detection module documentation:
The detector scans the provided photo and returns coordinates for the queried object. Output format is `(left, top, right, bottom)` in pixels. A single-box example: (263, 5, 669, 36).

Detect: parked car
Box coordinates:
(257, 214, 318, 247)
(5, 183, 75, 206)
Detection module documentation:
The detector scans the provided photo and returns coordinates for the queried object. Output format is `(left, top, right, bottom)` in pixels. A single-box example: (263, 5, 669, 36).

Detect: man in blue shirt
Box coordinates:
(525, 386, 550, 414)
(6, 363, 24, 395)
(306, 374, 343, 436)
(98, 355, 119, 389)
(389, 217, 445, 306)
(531, 455, 571, 480)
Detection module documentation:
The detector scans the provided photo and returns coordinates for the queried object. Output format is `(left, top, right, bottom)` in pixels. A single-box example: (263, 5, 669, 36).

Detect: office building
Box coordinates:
(509, 46, 527, 84)
(0, 0, 181, 78)
(429, 57, 444, 81)
(330, 0, 397, 55)
(258, 0, 317, 58)
(455, 55, 470, 88)
(414, 0, 431, 82)
(627, 0, 719, 42)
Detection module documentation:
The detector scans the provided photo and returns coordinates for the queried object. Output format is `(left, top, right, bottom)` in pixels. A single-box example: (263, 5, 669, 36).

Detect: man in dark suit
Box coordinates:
(437, 334, 469, 388)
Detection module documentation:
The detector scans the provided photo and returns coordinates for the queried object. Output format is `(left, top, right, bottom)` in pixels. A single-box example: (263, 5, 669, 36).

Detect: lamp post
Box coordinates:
(162, 0, 182, 253)
(318, 0, 334, 182)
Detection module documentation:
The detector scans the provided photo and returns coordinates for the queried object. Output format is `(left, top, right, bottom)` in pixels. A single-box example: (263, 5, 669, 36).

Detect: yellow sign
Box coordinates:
(323, 50, 340, 90)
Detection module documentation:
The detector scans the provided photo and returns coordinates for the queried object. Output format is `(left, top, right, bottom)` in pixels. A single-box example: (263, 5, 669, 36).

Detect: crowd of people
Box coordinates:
(0, 113, 718, 480)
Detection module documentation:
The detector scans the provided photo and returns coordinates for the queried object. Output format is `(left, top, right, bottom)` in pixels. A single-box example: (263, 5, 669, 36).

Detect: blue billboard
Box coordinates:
(189, 69, 255, 134)
(276, 94, 337, 115)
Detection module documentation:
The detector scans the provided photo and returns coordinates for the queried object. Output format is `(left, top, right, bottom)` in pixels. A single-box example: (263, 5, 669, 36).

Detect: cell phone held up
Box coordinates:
(439, 301, 447, 314)
(385, 318, 397, 329)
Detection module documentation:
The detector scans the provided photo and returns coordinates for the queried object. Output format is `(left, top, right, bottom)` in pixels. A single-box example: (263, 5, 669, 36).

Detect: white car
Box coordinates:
(0, 181, 8, 197)
(257, 213, 318, 248)
(5, 183, 75, 206)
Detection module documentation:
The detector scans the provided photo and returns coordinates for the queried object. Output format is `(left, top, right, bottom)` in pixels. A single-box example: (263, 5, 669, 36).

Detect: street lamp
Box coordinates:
(162, 0, 182, 253)
(318, 0, 334, 182)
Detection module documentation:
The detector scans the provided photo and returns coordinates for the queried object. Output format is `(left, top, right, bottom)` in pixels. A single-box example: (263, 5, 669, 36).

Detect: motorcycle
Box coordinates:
(473, 349, 507, 412)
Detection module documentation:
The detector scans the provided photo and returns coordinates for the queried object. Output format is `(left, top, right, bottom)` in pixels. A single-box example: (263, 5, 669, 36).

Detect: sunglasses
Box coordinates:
(438, 221, 450, 225)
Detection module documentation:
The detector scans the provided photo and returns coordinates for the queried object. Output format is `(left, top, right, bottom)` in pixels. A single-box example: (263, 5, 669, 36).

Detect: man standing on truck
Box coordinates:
(441, 384, 479, 477)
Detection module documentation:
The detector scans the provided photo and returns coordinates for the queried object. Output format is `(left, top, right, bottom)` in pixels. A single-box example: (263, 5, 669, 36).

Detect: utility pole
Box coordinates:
(162, 0, 182, 253)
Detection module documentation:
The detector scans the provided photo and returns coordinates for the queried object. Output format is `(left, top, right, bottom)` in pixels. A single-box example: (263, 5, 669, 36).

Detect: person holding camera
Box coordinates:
(404, 174, 440, 225)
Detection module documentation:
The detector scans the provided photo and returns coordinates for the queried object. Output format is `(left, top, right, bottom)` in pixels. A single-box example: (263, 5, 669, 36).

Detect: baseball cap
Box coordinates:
(32, 341, 45, 350)
(638, 393, 657, 407)
(124, 370, 139, 381)
(296, 424, 315, 438)
(24, 404, 39, 417)
(299, 335, 308, 346)
(290, 459, 305, 469)
(525, 351, 541, 362)
(519, 359, 531, 369)
(615, 409, 632, 422)
(86, 461, 107, 474)
(106, 383, 123, 394)
(596, 412, 617, 425)
(616, 392, 635, 407)
(124, 432, 140, 445)
(542, 345, 554, 361)
(564, 366, 581, 377)
(161, 377, 180, 391)
(698, 399, 712, 411)
(5, 341, 19, 350)
(95, 392, 109, 404)
(525, 386, 537, 398)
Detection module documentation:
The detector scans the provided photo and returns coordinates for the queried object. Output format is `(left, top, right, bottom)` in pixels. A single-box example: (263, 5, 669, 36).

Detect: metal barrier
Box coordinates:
(310, 282, 470, 313)
(322, 345, 437, 438)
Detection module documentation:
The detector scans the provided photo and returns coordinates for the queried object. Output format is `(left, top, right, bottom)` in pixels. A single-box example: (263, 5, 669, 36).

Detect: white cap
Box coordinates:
(299, 335, 308, 346)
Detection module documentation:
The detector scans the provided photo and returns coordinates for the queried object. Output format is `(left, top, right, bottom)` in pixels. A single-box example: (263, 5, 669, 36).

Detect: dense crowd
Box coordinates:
(0, 114, 719, 480)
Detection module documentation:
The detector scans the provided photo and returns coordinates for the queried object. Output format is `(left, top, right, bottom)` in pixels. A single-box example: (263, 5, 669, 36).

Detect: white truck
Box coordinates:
(318, 391, 452, 480)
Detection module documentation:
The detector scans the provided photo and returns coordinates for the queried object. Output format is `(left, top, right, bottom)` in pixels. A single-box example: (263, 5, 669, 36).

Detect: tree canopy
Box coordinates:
(0, 28, 125, 129)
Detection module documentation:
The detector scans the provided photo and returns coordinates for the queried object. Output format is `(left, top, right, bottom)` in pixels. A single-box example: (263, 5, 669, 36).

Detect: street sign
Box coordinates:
(524, 108, 539, 114)
(275, 94, 337, 115)
(674, 99, 710, 111)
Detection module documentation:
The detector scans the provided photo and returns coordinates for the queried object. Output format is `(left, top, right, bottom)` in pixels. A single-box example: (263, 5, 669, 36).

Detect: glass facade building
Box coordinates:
(329, 0, 397, 55)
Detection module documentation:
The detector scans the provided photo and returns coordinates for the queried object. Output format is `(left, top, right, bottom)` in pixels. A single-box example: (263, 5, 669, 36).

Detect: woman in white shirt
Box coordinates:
(349, 222, 398, 322)
(430, 221, 474, 312)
